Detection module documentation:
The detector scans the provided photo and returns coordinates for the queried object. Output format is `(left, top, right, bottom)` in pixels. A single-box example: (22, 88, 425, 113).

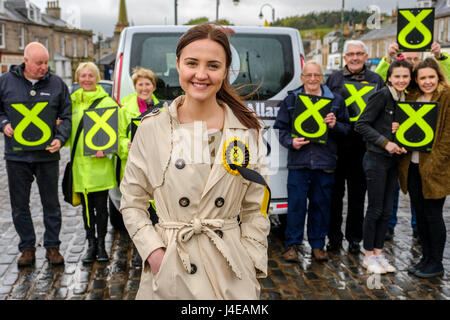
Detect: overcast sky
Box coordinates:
(32, 0, 417, 37)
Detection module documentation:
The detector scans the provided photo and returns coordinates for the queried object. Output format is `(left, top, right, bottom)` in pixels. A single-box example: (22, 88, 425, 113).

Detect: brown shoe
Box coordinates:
(312, 248, 328, 261)
(282, 246, 298, 262)
(18, 248, 36, 267)
(45, 247, 65, 266)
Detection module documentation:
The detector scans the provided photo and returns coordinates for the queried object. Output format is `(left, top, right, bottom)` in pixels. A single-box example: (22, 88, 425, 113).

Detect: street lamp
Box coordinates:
(258, 3, 275, 23)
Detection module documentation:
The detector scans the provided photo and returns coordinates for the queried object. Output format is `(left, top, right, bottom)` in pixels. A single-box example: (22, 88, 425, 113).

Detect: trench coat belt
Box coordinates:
(158, 218, 242, 279)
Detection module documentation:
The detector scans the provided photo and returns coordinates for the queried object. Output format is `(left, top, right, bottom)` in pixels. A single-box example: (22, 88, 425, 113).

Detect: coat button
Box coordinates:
(175, 158, 185, 169)
(215, 197, 225, 208)
(179, 197, 190, 207)
(190, 263, 197, 274)
(215, 230, 223, 238)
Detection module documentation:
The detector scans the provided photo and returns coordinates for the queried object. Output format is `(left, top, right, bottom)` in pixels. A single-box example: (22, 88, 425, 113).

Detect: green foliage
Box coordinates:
(185, 17, 209, 25)
(272, 9, 372, 30)
(300, 28, 334, 40)
(184, 17, 234, 26)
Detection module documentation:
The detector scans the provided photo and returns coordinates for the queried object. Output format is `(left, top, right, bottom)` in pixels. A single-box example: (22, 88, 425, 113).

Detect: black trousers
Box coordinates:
(328, 143, 366, 244)
(6, 160, 62, 251)
(80, 190, 109, 239)
(362, 152, 398, 251)
(407, 163, 446, 264)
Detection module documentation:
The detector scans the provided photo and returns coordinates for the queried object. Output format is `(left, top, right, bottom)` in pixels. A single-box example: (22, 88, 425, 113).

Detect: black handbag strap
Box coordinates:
(70, 97, 105, 163)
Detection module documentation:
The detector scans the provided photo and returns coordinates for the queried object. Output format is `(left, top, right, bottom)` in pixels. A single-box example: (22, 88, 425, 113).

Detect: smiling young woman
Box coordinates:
(119, 23, 270, 300)
(355, 59, 413, 275)
(398, 58, 450, 279)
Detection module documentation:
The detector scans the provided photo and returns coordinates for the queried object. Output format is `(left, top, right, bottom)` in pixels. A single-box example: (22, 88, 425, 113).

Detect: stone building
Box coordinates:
(95, 0, 129, 80)
(0, 0, 94, 86)
(434, 0, 450, 53)
(360, 0, 450, 69)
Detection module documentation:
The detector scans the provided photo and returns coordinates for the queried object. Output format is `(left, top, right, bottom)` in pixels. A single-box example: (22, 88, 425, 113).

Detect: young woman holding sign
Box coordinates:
(119, 23, 270, 299)
(70, 62, 118, 263)
(396, 58, 450, 278)
(355, 59, 412, 274)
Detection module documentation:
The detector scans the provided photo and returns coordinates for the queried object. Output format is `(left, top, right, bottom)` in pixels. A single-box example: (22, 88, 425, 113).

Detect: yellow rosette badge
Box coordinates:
(223, 137, 250, 175)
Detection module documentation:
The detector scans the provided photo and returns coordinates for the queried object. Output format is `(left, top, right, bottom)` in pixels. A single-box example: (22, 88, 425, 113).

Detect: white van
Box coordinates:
(109, 25, 304, 230)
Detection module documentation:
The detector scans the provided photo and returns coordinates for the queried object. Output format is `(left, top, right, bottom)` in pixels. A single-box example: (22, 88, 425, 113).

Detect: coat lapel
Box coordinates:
(201, 103, 247, 199)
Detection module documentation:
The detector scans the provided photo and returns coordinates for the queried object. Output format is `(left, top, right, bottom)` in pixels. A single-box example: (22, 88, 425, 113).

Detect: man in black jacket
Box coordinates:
(0, 42, 71, 267)
(325, 40, 384, 254)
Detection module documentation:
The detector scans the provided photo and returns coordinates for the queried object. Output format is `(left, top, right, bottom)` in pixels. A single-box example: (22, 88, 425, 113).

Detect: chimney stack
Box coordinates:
(46, 0, 61, 19)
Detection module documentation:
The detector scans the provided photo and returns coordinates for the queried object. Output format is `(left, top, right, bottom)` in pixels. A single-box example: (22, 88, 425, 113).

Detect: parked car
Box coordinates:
(70, 80, 114, 97)
(109, 25, 305, 230)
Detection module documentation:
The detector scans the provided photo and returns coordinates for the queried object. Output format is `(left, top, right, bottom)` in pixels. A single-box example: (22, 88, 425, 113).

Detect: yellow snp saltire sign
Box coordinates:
(397, 8, 434, 52)
(341, 81, 377, 123)
(291, 93, 332, 145)
(9, 101, 56, 151)
(83, 106, 118, 156)
(394, 101, 438, 152)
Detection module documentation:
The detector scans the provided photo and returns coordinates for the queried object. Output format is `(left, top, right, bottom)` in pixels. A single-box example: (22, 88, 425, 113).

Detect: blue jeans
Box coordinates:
(389, 181, 417, 232)
(6, 160, 62, 252)
(285, 169, 334, 249)
(362, 152, 398, 251)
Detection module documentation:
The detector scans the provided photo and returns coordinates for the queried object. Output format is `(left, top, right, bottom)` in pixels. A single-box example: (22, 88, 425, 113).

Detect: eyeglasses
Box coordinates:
(302, 73, 323, 78)
(345, 52, 366, 57)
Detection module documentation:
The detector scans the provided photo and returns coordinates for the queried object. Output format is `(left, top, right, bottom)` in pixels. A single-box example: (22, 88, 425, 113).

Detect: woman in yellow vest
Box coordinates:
(117, 67, 162, 181)
(70, 62, 117, 263)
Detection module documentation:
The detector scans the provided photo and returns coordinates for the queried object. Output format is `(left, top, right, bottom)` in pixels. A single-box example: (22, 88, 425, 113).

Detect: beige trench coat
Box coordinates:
(120, 97, 271, 300)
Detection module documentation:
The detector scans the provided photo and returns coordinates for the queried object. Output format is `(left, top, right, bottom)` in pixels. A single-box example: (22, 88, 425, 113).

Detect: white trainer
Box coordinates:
(376, 254, 397, 273)
(362, 255, 386, 274)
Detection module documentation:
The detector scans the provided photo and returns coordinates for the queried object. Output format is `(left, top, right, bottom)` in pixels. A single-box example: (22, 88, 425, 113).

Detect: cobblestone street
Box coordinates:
(0, 139, 449, 300)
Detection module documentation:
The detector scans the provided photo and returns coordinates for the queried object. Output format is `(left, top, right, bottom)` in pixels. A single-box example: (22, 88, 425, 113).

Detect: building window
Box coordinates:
(439, 20, 444, 42)
(448, 19, 450, 42)
(73, 38, 77, 57)
(418, 1, 432, 7)
(84, 39, 88, 58)
(0, 23, 5, 49)
(19, 26, 25, 50)
(60, 37, 65, 56)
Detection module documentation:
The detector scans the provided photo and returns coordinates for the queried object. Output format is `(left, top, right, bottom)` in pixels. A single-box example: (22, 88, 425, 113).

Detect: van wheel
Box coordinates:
(109, 197, 126, 231)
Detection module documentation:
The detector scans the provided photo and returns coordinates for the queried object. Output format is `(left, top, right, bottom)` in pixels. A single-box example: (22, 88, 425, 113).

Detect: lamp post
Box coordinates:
(216, 0, 240, 22)
(258, 3, 275, 23)
(174, 0, 178, 25)
(175, 0, 239, 25)
(97, 32, 103, 64)
(339, 0, 345, 68)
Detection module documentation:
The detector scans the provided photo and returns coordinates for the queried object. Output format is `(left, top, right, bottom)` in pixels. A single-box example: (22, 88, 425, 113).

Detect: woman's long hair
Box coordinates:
(176, 23, 261, 131)
(410, 57, 449, 92)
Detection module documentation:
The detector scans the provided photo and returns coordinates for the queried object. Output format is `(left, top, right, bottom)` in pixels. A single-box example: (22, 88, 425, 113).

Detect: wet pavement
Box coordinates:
(0, 139, 449, 300)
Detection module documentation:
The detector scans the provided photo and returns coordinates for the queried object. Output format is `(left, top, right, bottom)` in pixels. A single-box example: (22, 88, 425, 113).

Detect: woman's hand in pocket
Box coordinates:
(147, 247, 165, 275)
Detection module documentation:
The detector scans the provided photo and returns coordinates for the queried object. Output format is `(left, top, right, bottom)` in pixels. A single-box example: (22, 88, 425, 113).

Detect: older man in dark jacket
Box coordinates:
(274, 61, 350, 262)
(325, 40, 384, 254)
(0, 42, 71, 267)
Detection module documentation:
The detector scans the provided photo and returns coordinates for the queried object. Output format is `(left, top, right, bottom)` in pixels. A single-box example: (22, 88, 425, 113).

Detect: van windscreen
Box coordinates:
(129, 32, 294, 100)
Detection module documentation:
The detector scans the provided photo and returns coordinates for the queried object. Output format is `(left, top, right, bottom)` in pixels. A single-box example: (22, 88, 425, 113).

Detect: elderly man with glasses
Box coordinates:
(274, 61, 350, 262)
(325, 40, 385, 255)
